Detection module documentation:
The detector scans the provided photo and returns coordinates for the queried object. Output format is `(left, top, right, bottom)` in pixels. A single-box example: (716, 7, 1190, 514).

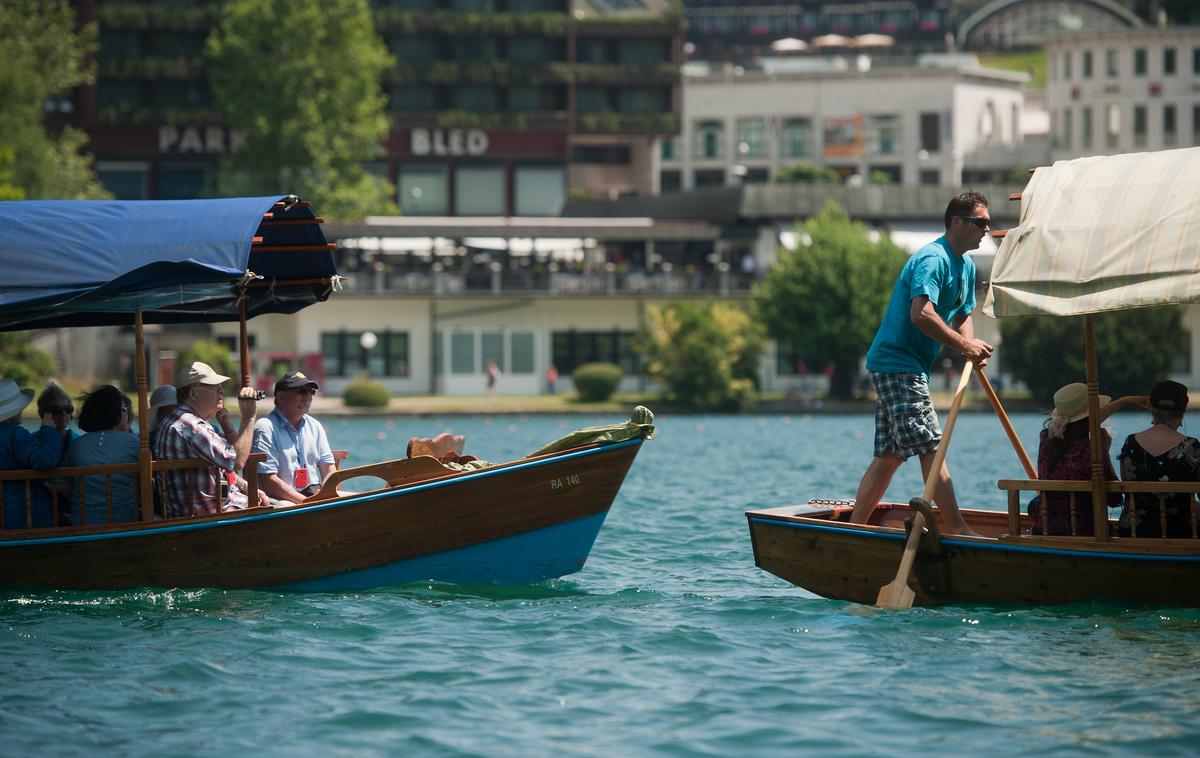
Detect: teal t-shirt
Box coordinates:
(865, 236, 976, 377)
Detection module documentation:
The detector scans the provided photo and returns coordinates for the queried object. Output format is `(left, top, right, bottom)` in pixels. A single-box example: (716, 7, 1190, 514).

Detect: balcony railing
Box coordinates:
(338, 266, 756, 297)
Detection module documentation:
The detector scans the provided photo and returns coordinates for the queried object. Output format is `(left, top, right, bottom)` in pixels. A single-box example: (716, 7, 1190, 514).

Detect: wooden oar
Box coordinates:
(974, 367, 1036, 479)
(876, 360, 974, 610)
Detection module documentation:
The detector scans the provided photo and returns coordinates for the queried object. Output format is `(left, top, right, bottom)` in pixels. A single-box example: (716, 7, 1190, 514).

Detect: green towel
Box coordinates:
(526, 406, 655, 458)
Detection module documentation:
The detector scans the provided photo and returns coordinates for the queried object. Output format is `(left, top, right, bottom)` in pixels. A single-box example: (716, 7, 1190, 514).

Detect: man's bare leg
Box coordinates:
(851, 453, 903, 524)
(916, 452, 976, 535)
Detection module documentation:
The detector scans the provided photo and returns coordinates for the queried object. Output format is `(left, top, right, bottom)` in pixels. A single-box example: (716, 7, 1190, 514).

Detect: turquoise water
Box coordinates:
(4, 411, 1199, 755)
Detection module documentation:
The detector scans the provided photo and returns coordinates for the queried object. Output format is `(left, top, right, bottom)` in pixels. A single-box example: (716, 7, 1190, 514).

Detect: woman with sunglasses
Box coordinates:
(37, 381, 77, 464)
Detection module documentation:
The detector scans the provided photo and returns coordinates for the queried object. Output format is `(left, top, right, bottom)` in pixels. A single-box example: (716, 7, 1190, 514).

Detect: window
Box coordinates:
(736, 118, 766, 157)
(660, 170, 681, 192)
(1083, 50, 1093, 78)
(511, 332, 535, 374)
(508, 85, 543, 113)
(744, 167, 770, 183)
(1105, 49, 1118, 78)
(96, 162, 148, 200)
(391, 85, 436, 112)
(453, 85, 498, 112)
(576, 86, 608, 113)
(693, 120, 723, 159)
(1164, 47, 1177, 75)
(1164, 104, 1177, 147)
(148, 31, 206, 57)
(919, 169, 940, 185)
(867, 115, 899, 155)
(1194, 47, 1200, 75)
(781, 118, 811, 158)
(451, 0, 495, 11)
(509, 37, 557, 64)
(514, 165, 564, 216)
(577, 38, 610, 64)
(919, 112, 941, 153)
(1063, 51, 1073, 79)
(399, 164, 448, 215)
(481, 331, 505, 372)
(157, 164, 209, 200)
(618, 87, 667, 114)
(321, 331, 409, 377)
(99, 30, 140, 58)
(98, 79, 144, 109)
(551, 330, 637, 375)
(616, 38, 667, 65)
(1194, 105, 1200, 145)
(394, 36, 439, 62)
(452, 36, 497, 61)
(450, 332, 475, 375)
(1082, 107, 1093, 148)
(455, 165, 505, 215)
(660, 137, 676, 161)
(693, 168, 724, 187)
(1134, 105, 1147, 147)
(1062, 109, 1073, 149)
(1134, 48, 1147, 76)
(1106, 104, 1120, 148)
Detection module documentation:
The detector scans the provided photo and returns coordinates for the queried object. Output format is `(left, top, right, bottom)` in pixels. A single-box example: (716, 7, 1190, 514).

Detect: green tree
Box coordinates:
(754, 200, 909, 398)
(1000, 307, 1187, 401)
(0, 0, 109, 200)
(774, 163, 841, 184)
(637, 300, 765, 410)
(207, 0, 397, 219)
(0, 333, 57, 389)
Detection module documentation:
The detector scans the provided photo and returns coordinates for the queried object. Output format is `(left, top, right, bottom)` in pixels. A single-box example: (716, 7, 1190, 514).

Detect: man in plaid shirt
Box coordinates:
(153, 361, 266, 518)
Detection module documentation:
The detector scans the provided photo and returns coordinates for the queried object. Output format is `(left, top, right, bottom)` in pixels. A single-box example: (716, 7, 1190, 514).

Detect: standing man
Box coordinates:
(252, 371, 336, 503)
(154, 361, 266, 517)
(850, 192, 995, 534)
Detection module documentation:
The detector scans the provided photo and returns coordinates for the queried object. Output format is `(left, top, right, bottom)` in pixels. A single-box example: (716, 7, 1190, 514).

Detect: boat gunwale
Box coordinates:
(746, 509, 1200, 562)
(0, 437, 644, 548)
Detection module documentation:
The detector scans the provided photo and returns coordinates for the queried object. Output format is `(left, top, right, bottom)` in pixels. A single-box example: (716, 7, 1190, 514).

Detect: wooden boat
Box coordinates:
(748, 147, 1200, 607)
(0, 196, 651, 590)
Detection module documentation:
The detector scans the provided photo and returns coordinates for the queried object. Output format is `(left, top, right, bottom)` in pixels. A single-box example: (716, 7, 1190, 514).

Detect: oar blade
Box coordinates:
(876, 579, 916, 609)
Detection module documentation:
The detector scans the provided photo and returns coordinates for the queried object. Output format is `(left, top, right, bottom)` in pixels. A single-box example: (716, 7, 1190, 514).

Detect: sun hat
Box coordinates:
(1150, 380, 1189, 412)
(1053, 382, 1111, 423)
(176, 361, 229, 387)
(0, 379, 35, 421)
(274, 370, 319, 394)
(149, 384, 177, 409)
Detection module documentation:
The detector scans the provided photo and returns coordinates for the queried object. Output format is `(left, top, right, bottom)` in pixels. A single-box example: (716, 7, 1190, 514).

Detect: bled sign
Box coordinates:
(410, 128, 489, 157)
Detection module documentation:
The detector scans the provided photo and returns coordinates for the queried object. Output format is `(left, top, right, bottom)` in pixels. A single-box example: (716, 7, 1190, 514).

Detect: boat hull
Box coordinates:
(0, 440, 642, 591)
(747, 504, 1200, 606)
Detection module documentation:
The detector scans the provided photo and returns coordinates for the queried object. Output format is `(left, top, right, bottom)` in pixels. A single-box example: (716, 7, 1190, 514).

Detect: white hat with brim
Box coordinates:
(1053, 382, 1111, 423)
(176, 361, 230, 387)
(0, 379, 35, 421)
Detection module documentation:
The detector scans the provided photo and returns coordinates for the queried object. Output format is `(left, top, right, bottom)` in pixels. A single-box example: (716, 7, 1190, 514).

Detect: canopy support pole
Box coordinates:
(239, 296, 251, 389)
(134, 309, 154, 521)
(1084, 315, 1111, 541)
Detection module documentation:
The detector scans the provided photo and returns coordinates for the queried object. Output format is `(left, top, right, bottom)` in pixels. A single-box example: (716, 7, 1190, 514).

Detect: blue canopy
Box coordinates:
(0, 196, 338, 331)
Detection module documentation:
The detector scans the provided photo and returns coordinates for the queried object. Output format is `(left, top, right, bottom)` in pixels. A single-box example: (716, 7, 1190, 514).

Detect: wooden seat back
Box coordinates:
(304, 456, 456, 502)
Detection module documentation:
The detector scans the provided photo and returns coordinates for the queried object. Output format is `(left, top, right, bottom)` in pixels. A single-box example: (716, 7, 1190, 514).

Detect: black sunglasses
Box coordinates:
(49, 404, 74, 415)
(957, 216, 990, 230)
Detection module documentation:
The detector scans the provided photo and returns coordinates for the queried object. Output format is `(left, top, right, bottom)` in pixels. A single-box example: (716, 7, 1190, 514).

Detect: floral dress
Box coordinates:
(1117, 434, 1200, 539)
(1032, 430, 1121, 536)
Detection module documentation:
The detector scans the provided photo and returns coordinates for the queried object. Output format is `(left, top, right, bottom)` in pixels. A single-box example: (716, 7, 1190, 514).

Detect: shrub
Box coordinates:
(342, 379, 390, 408)
(572, 362, 623, 402)
(175, 340, 236, 391)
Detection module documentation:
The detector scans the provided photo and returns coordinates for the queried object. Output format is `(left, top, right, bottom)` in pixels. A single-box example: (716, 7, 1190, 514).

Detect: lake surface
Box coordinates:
(4, 411, 1199, 756)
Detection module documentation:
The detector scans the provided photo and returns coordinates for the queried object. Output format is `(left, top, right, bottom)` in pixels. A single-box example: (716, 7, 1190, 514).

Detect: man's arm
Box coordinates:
(260, 473, 306, 503)
(232, 387, 259, 471)
(910, 296, 992, 363)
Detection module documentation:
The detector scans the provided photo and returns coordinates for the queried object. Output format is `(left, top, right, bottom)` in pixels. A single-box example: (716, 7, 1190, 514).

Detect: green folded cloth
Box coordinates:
(526, 406, 655, 458)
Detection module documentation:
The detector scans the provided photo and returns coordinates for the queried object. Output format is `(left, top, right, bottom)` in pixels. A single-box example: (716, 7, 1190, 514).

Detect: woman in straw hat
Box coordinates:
(0, 378, 65, 529)
(1032, 382, 1145, 536)
(1117, 380, 1199, 538)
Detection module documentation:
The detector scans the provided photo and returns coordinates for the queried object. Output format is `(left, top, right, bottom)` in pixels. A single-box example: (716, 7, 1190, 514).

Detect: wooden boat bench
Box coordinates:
(998, 479, 1200, 539)
(302, 455, 458, 502)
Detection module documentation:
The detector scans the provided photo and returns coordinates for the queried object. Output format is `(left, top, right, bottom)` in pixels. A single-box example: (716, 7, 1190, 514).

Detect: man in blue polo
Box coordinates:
(252, 371, 337, 503)
(850, 192, 995, 534)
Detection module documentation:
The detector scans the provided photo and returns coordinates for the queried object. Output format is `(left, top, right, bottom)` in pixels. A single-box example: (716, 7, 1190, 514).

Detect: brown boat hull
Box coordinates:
(0, 440, 643, 591)
(747, 504, 1200, 606)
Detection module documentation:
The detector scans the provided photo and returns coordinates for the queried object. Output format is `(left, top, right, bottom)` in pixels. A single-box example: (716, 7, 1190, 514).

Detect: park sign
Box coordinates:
(159, 125, 248, 155)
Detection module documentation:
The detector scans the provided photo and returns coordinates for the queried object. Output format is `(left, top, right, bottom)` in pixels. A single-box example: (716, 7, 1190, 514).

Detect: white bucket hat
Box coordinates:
(1053, 382, 1111, 423)
(0, 379, 35, 421)
(176, 361, 230, 387)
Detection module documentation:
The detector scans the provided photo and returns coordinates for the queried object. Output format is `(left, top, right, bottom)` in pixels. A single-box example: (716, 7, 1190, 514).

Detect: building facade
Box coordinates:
(1044, 27, 1200, 160)
(659, 63, 1029, 191)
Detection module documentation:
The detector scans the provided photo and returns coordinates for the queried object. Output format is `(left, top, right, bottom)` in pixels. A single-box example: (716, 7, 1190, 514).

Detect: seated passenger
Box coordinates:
(147, 384, 177, 449)
(0, 378, 64, 529)
(153, 362, 267, 517)
(1032, 383, 1140, 535)
(37, 381, 75, 464)
(61, 385, 139, 525)
(251, 371, 336, 503)
(1117, 380, 1200, 538)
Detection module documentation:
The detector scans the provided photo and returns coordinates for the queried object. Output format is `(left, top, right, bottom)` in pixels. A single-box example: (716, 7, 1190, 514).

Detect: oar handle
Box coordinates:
(974, 367, 1037, 479)
(921, 360, 974, 503)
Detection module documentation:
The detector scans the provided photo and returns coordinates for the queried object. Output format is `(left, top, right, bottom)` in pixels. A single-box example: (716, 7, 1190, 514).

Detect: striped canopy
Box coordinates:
(984, 147, 1200, 318)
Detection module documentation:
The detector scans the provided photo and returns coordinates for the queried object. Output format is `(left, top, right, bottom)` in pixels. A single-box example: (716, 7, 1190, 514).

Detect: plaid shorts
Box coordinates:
(871, 371, 942, 460)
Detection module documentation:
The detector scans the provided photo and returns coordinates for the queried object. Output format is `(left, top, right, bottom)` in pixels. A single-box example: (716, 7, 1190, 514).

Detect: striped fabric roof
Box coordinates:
(984, 146, 1200, 318)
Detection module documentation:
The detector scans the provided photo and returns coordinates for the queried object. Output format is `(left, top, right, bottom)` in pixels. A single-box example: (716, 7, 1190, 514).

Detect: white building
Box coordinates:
(1045, 27, 1200, 159)
(659, 61, 1030, 191)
